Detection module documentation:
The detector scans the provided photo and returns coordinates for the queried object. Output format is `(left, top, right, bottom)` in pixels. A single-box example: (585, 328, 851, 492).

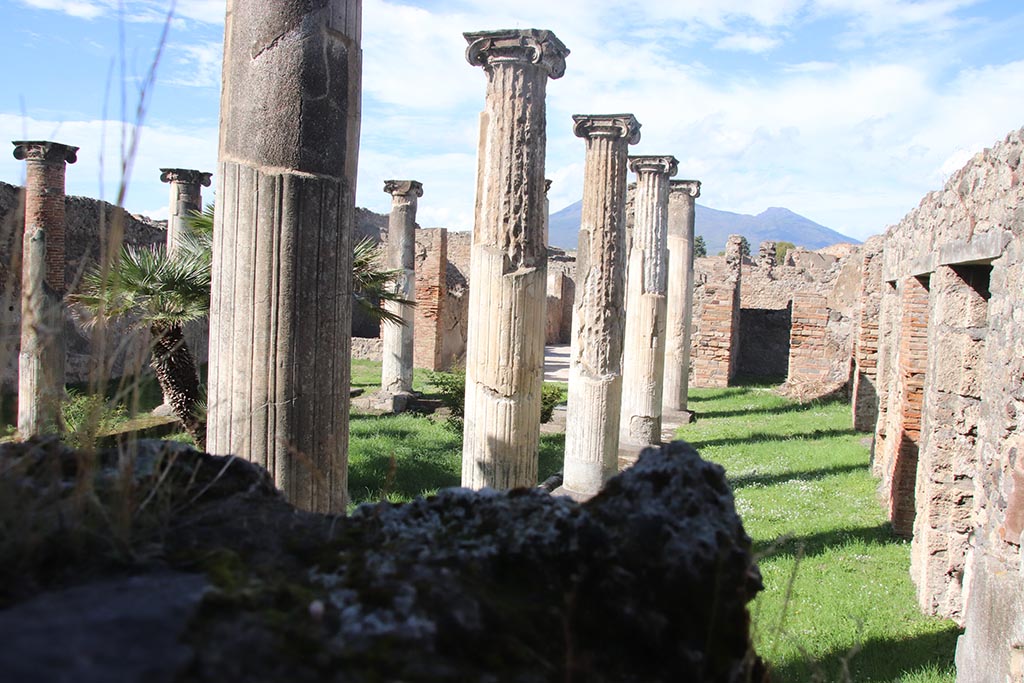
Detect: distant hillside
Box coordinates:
(548, 201, 859, 253)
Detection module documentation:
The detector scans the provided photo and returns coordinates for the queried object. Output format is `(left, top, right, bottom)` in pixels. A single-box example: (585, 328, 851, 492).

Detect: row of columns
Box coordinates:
(452, 28, 703, 497)
(13, 14, 701, 512)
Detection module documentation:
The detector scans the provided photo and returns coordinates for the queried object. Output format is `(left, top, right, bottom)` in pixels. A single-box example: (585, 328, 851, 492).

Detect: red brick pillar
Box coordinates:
(787, 292, 830, 383)
(12, 140, 78, 436)
(413, 227, 446, 371)
(852, 237, 884, 430)
(887, 275, 931, 538)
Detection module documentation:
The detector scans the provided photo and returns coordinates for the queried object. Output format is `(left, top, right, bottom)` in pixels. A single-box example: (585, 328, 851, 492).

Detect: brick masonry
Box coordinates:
(413, 227, 446, 371)
(863, 127, 1024, 680)
(787, 292, 830, 383)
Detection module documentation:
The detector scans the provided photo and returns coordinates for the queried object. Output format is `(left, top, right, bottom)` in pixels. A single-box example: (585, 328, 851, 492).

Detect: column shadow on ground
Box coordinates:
(685, 427, 859, 451)
(753, 522, 896, 561)
(766, 627, 960, 683)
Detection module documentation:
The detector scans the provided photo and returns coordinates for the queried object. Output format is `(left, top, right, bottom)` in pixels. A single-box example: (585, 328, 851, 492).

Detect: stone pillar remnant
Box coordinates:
(413, 227, 446, 371)
(13, 140, 77, 436)
(663, 179, 700, 414)
(207, 0, 362, 513)
(460, 29, 569, 489)
(378, 179, 422, 411)
(159, 168, 212, 253)
(560, 114, 640, 498)
(619, 154, 678, 447)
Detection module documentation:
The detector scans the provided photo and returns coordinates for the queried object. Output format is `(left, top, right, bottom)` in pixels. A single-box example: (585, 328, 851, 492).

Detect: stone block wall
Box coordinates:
(413, 228, 446, 371)
(861, 127, 1024, 681)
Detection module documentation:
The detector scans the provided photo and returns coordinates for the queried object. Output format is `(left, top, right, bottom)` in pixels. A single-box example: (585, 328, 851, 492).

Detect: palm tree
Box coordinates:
(72, 211, 211, 445)
(73, 204, 410, 446)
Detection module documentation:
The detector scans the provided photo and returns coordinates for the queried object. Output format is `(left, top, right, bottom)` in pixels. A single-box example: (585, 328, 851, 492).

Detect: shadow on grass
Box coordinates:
(696, 398, 845, 420)
(348, 449, 461, 504)
(729, 461, 866, 490)
(685, 427, 859, 451)
(768, 625, 961, 683)
(754, 522, 897, 560)
(538, 432, 565, 481)
(687, 387, 755, 402)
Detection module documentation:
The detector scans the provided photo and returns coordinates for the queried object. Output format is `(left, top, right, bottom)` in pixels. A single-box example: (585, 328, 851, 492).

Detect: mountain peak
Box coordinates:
(547, 200, 859, 253)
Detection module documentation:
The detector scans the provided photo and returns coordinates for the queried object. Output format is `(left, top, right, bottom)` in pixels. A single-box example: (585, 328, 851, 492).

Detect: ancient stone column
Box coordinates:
(159, 168, 212, 253)
(663, 179, 700, 414)
(12, 141, 77, 437)
(207, 0, 361, 513)
(378, 179, 422, 411)
(460, 29, 569, 489)
(560, 114, 640, 498)
(619, 155, 677, 447)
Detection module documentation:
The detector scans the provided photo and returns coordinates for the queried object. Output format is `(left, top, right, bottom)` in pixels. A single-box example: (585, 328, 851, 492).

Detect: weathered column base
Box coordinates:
(461, 247, 545, 490)
(208, 161, 351, 513)
(619, 292, 667, 447)
(561, 371, 621, 497)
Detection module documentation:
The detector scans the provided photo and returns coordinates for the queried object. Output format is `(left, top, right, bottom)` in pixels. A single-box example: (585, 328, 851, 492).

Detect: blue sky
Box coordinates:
(2, 0, 1024, 242)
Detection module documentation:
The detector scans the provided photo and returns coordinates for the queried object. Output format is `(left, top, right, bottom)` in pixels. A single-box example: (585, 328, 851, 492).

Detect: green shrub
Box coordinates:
(427, 370, 466, 417)
(541, 383, 566, 423)
(62, 390, 128, 449)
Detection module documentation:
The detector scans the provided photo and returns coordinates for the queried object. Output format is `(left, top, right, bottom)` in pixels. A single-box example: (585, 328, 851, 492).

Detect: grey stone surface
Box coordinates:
(207, 0, 362, 512)
(0, 573, 209, 683)
(460, 29, 569, 489)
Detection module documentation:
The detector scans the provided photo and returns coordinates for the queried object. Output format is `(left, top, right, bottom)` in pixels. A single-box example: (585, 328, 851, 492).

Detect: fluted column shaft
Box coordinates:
(663, 180, 701, 412)
(460, 29, 569, 489)
(380, 180, 422, 399)
(619, 155, 678, 446)
(160, 168, 212, 253)
(13, 140, 77, 436)
(561, 115, 640, 497)
(207, 0, 361, 513)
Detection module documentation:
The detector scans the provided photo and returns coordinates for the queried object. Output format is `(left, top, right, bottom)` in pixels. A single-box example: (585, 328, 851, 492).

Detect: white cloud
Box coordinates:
(714, 33, 782, 53)
(18, 0, 225, 24)
(166, 40, 222, 88)
(0, 113, 217, 214)
(19, 0, 106, 19)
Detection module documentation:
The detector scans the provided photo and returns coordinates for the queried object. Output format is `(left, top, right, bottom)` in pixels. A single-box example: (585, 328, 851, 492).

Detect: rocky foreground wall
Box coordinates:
(862, 127, 1023, 681)
(0, 438, 764, 682)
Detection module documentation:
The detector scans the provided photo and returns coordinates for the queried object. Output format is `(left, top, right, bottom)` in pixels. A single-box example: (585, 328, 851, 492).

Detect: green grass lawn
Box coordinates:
(677, 382, 959, 682)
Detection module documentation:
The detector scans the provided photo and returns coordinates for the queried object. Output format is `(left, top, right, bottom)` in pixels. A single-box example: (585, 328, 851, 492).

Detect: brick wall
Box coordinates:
(852, 237, 884, 431)
(787, 292, 830, 383)
(691, 239, 742, 388)
(413, 228, 446, 370)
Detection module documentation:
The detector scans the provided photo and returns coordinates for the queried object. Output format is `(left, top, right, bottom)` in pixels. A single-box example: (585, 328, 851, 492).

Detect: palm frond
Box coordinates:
(352, 237, 414, 326)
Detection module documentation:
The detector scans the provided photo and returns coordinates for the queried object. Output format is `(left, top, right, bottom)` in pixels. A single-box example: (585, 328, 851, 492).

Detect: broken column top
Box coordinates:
(12, 141, 78, 164)
(383, 180, 424, 197)
(628, 155, 679, 176)
(572, 114, 642, 143)
(670, 179, 701, 198)
(545, 179, 553, 194)
(160, 168, 212, 186)
(464, 29, 569, 78)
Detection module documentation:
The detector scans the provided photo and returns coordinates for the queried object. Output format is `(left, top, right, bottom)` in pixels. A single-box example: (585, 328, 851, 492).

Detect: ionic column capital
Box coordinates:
(12, 140, 78, 164)
(670, 179, 701, 198)
(629, 155, 678, 177)
(464, 29, 569, 79)
(572, 114, 641, 144)
(383, 179, 424, 198)
(160, 168, 212, 186)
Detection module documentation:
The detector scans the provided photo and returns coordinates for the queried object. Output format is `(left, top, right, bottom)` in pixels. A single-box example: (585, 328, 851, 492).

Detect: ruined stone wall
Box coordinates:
(442, 231, 471, 369)
(862, 128, 1024, 680)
